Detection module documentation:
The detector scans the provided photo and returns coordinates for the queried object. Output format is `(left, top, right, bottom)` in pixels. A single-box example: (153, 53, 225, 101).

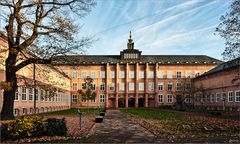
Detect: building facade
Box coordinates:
(193, 58, 240, 111)
(53, 33, 222, 108)
(0, 33, 71, 116)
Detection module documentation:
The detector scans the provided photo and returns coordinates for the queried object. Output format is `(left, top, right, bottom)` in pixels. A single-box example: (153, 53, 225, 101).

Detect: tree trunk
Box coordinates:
(1, 57, 17, 120)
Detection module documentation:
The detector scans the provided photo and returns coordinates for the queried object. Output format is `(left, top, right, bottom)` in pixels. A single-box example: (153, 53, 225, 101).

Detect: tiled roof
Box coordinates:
(195, 57, 240, 78)
(52, 55, 223, 65)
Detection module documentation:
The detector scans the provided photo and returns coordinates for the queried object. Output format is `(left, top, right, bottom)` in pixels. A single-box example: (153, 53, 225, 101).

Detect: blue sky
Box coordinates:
(79, 0, 230, 60)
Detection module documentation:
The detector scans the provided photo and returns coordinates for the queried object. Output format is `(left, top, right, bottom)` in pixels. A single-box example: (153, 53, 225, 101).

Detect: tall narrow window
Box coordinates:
(176, 71, 181, 78)
(72, 83, 77, 91)
(148, 71, 154, 78)
(167, 83, 173, 91)
(148, 82, 154, 91)
(110, 71, 115, 78)
(129, 71, 135, 78)
(157, 71, 163, 78)
(100, 83, 105, 91)
(139, 83, 144, 91)
(22, 87, 27, 101)
(29, 88, 33, 101)
(109, 83, 115, 91)
(72, 94, 77, 103)
(90, 72, 96, 78)
(158, 95, 163, 103)
(100, 94, 105, 103)
(216, 93, 221, 102)
(176, 83, 182, 91)
(81, 71, 86, 78)
(167, 94, 173, 103)
(120, 71, 125, 78)
(72, 71, 77, 78)
(235, 91, 240, 102)
(129, 83, 135, 91)
(14, 87, 18, 100)
(167, 71, 173, 78)
(119, 83, 125, 91)
(100, 71, 105, 78)
(186, 71, 191, 78)
(228, 91, 233, 102)
(158, 83, 163, 91)
(139, 71, 144, 78)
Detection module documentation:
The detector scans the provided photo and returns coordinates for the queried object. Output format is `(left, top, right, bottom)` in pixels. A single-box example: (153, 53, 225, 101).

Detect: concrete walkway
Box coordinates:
(83, 109, 156, 143)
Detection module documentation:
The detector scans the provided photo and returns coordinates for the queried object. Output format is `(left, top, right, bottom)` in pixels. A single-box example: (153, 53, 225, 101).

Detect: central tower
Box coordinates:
(120, 31, 142, 60)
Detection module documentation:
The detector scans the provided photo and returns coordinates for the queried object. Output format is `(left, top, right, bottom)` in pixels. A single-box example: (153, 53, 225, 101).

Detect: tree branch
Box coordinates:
(15, 58, 52, 72)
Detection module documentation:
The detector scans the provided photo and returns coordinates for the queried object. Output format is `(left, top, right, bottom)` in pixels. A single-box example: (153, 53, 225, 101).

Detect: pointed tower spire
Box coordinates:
(127, 31, 134, 49)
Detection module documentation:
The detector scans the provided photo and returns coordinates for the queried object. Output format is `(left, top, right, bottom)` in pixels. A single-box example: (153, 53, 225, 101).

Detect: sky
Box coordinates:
(77, 0, 231, 60)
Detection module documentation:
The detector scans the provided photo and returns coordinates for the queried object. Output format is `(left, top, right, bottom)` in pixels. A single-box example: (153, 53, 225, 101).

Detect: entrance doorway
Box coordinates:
(128, 98, 135, 107)
(138, 98, 145, 107)
(118, 98, 125, 108)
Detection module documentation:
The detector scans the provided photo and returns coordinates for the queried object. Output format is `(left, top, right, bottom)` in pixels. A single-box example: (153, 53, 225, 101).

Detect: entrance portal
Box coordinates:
(138, 98, 145, 107)
(118, 98, 125, 108)
(128, 98, 135, 107)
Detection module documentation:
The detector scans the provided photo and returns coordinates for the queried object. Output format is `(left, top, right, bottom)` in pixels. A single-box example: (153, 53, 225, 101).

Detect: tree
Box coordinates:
(0, 0, 96, 120)
(215, 0, 240, 61)
(78, 76, 96, 111)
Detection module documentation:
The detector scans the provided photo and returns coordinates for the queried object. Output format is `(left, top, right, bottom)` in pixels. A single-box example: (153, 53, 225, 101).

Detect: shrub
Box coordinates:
(12, 116, 45, 138)
(45, 118, 67, 136)
(0, 123, 12, 141)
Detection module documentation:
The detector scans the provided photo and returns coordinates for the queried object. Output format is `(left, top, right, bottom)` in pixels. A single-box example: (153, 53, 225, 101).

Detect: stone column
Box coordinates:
(135, 63, 139, 108)
(105, 63, 109, 108)
(125, 63, 129, 108)
(155, 63, 159, 108)
(144, 63, 148, 108)
(115, 63, 119, 108)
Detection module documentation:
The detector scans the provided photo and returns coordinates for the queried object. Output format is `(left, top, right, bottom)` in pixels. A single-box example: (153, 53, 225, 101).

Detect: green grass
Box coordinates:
(120, 108, 183, 120)
(37, 108, 104, 116)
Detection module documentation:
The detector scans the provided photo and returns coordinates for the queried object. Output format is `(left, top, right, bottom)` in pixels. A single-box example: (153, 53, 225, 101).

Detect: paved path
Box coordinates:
(83, 109, 156, 143)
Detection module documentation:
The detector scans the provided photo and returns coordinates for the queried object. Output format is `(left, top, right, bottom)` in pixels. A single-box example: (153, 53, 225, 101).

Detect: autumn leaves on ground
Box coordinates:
(120, 108, 240, 141)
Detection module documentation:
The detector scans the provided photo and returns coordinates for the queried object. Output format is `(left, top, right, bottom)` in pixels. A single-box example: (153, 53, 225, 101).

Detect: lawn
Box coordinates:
(120, 108, 240, 138)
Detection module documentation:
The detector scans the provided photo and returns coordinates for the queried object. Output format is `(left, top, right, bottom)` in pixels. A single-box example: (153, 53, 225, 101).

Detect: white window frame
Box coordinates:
(72, 83, 77, 91)
(157, 71, 163, 78)
(216, 93, 221, 102)
(235, 91, 240, 102)
(158, 83, 163, 91)
(167, 83, 173, 91)
(72, 71, 78, 78)
(109, 83, 115, 91)
(110, 71, 115, 78)
(148, 71, 154, 78)
(158, 95, 163, 103)
(228, 91, 234, 102)
(100, 83, 105, 91)
(29, 88, 33, 101)
(81, 71, 86, 78)
(176, 71, 181, 78)
(186, 71, 191, 78)
(167, 71, 173, 78)
(90, 72, 96, 78)
(129, 83, 135, 91)
(167, 94, 173, 103)
(139, 83, 144, 91)
(14, 87, 18, 101)
(120, 71, 125, 78)
(119, 83, 125, 91)
(22, 87, 27, 101)
(72, 94, 77, 103)
(100, 94, 105, 103)
(100, 71, 105, 78)
(148, 82, 154, 91)
(129, 71, 135, 78)
(139, 71, 144, 79)
(176, 83, 182, 91)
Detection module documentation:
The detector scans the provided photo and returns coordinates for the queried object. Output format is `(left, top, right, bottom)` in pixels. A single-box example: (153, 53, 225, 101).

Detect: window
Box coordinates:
(100, 71, 105, 78)
(120, 71, 125, 78)
(157, 71, 163, 78)
(211, 94, 215, 102)
(176, 83, 182, 91)
(185, 95, 191, 103)
(129, 83, 135, 91)
(186, 83, 191, 89)
(235, 91, 240, 102)
(186, 71, 191, 78)
(148, 71, 154, 78)
(29, 88, 33, 101)
(139, 83, 144, 91)
(81, 71, 86, 78)
(228, 91, 233, 102)
(72, 83, 77, 91)
(139, 71, 144, 78)
(100, 83, 105, 91)
(35, 89, 38, 101)
(119, 83, 125, 91)
(167, 94, 173, 103)
(100, 94, 105, 103)
(110, 71, 115, 78)
(14, 109, 18, 115)
(148, 82, 154, 91)
(158, 95, 163, 103)
(158, 83, 163, 91)
(22, 108, 27, 115)
(216, 93, 221, 102)
(72, 71, 77, 78)
(167, 71, 173, 78)
(176, 71, 181, 78)
(90, 72, 96, 78)
(222, 92, 227, 101)
(29, 108, 33, 114)
(129, 71, 135, 78)
(22, 87, 27, 100)
(45, 91, 48, 102)
(72, 94, 77, 103)
(15, 87, 18, 100)
(63, 72, 68, 76)
(109, 83, 115, 91)
(90, 98, 96, 103)
(91, 83, 96, 90)
(167, 83, 173, 91)
(40, 90, 44, 101)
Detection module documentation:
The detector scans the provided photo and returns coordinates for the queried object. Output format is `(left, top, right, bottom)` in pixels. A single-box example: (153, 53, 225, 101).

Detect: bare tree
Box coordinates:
(215, 0, 240, 61)
(0, 0, 96, 120)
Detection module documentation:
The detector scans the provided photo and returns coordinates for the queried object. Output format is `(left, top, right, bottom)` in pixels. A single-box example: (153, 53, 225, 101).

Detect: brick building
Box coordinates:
(53, 33, 222, 108)
(193, 57, 240, 110)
